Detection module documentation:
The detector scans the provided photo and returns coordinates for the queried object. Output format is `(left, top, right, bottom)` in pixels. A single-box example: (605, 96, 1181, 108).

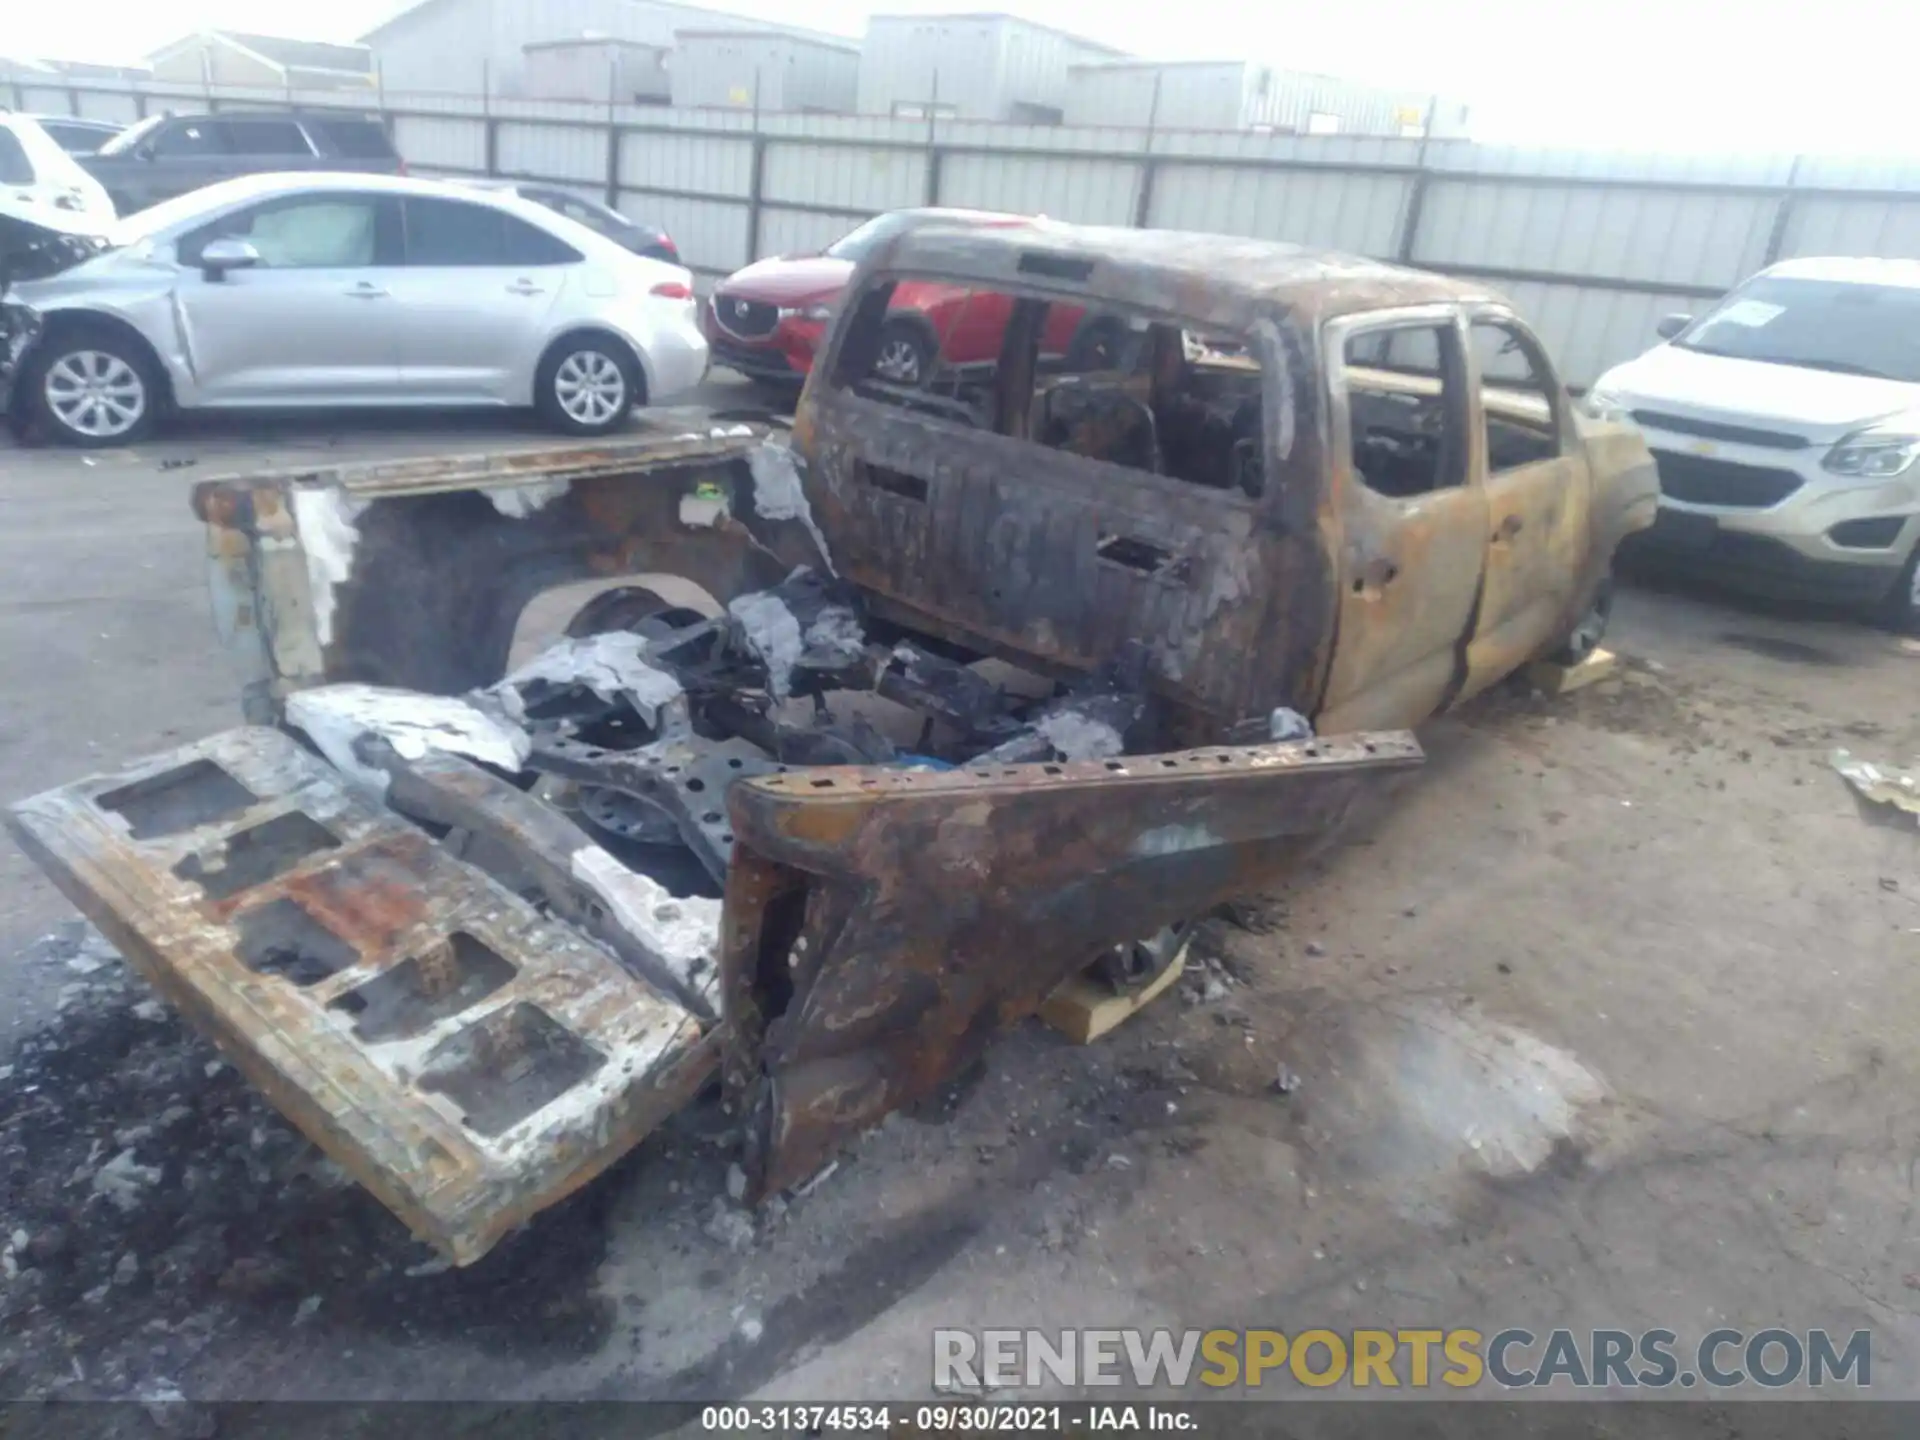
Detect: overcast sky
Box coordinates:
(10, 0, 1919, 153)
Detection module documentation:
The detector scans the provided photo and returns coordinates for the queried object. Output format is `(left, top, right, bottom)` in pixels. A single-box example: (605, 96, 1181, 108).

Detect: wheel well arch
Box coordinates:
(536, 326, 651, 406)
(32, 309, 176, 410)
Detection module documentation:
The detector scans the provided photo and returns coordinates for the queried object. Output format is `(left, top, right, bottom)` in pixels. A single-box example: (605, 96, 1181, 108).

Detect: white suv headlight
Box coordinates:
(1581, 385, 1630, 420)
(1823, 430, 1920, 478)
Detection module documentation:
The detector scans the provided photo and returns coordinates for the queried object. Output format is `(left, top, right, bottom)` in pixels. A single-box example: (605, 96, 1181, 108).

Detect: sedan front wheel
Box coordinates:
(32, 331, 157, 447)
(536, 336, 641, 436)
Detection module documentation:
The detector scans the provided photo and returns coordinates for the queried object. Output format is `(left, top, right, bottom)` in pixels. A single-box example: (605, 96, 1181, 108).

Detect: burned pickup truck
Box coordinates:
(7, 222, 1657, 1264)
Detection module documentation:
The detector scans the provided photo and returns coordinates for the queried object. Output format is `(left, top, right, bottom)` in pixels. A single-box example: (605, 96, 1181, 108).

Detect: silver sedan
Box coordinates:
(5, 172, 708, 445)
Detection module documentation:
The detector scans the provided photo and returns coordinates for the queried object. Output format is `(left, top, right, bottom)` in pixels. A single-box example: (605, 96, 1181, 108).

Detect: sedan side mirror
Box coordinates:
(199, 237, 261, 281)
(1655, 313, 1692, 340)
(134, 142, 157, 162)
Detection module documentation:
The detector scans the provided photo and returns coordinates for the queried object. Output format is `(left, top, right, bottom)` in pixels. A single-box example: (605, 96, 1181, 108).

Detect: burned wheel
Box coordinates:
(1545, 575, 1613, 666)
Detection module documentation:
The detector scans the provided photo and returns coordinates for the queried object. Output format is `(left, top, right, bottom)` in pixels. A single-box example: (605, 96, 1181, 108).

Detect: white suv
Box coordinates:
(0, 114, 115, 227)
(1591, 256, 1920, 633)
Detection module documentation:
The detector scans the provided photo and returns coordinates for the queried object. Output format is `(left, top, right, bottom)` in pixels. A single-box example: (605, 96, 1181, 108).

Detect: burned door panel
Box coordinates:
(6, 727, 713, 1265)
(808, 401, 1278, 718)
(1317, 313, 1489, 735)
(1460, 315, 1594, 698)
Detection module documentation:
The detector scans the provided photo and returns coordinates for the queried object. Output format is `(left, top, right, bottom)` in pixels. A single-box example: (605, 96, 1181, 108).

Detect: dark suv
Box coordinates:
(81, 110, 402, 215)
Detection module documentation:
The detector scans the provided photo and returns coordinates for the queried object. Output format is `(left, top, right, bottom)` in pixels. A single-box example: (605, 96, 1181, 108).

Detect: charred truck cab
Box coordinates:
(7, 221, 1655, 1264)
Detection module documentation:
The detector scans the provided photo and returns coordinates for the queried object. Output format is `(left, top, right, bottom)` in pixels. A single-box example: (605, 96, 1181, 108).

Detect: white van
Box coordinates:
(1590, 257, 1920, 633)
(0, 113, 116, 228)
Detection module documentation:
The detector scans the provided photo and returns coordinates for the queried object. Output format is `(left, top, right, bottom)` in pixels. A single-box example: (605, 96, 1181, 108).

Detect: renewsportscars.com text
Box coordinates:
(933, 1327, 1872, 1391)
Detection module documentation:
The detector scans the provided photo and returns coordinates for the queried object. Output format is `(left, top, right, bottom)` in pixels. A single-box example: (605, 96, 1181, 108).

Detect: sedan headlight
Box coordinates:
(1823, 430, 1920, 478)
(779, 303, 834, 322)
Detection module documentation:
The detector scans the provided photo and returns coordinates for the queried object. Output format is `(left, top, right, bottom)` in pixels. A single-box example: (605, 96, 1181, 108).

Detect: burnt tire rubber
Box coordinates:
(1545, 575, 1614, 666)
(27, 326, 159, 448)
(1886, 544, 1920, 637)
(564, 586, 708, 641)
(535, 334, 642, 437)
(872, 321, 933, 387)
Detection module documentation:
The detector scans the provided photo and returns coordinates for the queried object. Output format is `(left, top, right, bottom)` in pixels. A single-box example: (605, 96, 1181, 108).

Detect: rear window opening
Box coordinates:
(830, 276, 1267, 497)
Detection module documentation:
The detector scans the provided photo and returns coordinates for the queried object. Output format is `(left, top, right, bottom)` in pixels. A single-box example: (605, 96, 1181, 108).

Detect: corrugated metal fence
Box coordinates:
(10, 72, 1920, 385)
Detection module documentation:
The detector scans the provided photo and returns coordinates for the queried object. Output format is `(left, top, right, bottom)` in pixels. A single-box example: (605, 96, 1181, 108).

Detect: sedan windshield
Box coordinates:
(1674, 276, 1920, 383)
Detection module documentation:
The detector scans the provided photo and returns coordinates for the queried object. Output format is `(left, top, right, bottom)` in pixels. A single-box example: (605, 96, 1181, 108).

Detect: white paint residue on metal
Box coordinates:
(802, 605, 866, 664)
(286, 683, 531, 796)
(498, 632, 685, 726)
(485, 478, 570, 519)
(747, 440, 834, 571)
(289, 488, 367, 647)
(729, 591, 805, 700)
(1131, 822, 1218, 858)
(1037, 711, 1125, 760)
(570, 844, 723, 1010)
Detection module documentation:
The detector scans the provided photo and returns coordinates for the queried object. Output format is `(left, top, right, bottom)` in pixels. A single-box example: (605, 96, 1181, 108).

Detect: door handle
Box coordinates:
(505, 280, 545, 296)
(345, 282, 389, 299)
(1492, 513, 1524, 543)
(1351, 555, 1399, 594)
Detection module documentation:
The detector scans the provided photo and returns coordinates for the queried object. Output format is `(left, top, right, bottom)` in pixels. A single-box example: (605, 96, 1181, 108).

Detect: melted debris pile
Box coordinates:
(0, 922, 632, 1403)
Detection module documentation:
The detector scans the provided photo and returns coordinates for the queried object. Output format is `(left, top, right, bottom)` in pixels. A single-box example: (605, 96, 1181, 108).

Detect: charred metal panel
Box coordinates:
(6, 728, 714, 1266)
(800, 345, 1336, 727)
(718, 730, 1423, 1195)
(190, 422, 825, 711)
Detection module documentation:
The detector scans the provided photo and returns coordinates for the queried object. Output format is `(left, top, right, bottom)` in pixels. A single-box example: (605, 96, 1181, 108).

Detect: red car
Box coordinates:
(704, 208, 1088, 389)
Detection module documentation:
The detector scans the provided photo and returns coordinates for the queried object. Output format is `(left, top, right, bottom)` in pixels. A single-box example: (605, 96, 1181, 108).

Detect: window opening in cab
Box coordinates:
(831, 279, 1267, 497)
(1030, 304, 1266, 496)
(831, 279, 1025, 430)
(1469, 319, 1563, 471)
(1342, 322, 1467, 499)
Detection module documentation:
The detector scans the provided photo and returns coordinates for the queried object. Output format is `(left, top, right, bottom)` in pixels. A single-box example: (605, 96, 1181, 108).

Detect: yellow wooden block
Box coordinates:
(1528, 647, 1618, 697)
(1039, 948, 1189, 1045)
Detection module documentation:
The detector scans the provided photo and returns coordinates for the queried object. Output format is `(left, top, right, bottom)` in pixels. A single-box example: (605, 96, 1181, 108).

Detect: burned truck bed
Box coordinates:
(7, 411, 1421, 1262)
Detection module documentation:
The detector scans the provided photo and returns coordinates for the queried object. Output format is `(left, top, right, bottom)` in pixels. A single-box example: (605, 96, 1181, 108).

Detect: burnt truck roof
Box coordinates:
(867, 219, 1507, 330)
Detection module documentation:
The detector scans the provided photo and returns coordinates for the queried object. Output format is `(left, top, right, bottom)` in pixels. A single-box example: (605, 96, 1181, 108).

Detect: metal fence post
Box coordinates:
(1132, 71, 1163, 229)
(1762, 155, 1804, 266)
(1394, 95, 1440, 263)
(745, 70, 768, 260)
(483, 60, 498, 176)
(604, 58, 623, 210)
(923, 69, 941, 205)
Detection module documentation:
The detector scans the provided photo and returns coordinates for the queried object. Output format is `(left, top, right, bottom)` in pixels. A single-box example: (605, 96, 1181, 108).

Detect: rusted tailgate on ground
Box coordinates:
(6, 727, 715, 1265)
